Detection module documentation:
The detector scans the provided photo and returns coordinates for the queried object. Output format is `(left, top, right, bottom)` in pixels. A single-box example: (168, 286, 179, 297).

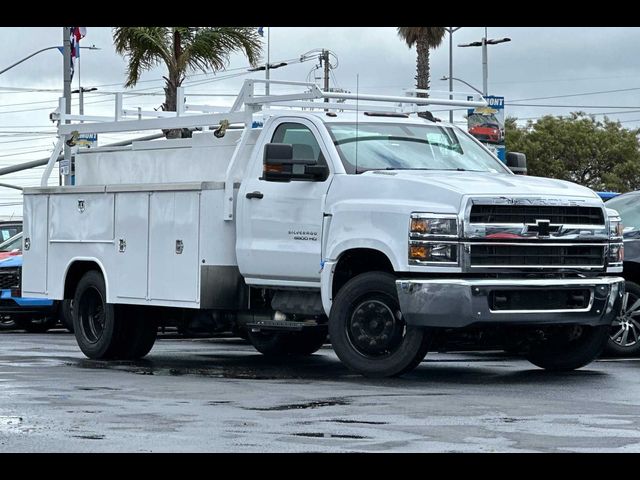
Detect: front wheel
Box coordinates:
(329, 272, 431, 378)
(525, 324, 610, 371)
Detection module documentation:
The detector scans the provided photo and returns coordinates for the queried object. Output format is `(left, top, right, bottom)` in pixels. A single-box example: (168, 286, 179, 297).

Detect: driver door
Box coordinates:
(237, 119, 332, 287)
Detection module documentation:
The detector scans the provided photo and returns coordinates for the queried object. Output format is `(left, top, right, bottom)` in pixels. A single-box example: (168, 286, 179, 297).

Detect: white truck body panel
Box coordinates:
(23, 182, 238, 309)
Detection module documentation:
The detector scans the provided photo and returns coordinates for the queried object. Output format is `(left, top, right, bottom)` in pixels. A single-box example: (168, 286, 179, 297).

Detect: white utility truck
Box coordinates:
(22, 80, 625, 377)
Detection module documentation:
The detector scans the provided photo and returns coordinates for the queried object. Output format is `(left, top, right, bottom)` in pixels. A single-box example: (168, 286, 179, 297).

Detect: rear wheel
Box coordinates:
(329, 272, 431, 378)
(606, 281, 640, 357)
(73, 270, 128, 359)
(117, 306, 158, 359)
(525, 324, 610, 371)
(247, 328, 327, 356)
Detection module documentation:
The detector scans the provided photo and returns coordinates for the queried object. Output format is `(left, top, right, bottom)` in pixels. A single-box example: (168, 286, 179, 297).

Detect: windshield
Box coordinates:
(0, 234, 21, 252)
(326, 122, 510, 174)
(607, 193, 640, 233)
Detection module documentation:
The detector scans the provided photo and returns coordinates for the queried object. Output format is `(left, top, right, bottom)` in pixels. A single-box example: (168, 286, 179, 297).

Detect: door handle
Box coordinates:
(246, 191, 264, 199)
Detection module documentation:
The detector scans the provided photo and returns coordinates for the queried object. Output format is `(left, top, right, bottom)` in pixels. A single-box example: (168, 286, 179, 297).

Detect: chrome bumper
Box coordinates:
(396, 277, 625, 328)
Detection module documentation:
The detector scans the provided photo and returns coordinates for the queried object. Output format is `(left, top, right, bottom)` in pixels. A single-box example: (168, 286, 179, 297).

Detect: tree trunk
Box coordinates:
(162, 28, 187, 139)
(415, 37, 430, 97)
(162, 73, 183, 139)
(416, 36, 431, 120)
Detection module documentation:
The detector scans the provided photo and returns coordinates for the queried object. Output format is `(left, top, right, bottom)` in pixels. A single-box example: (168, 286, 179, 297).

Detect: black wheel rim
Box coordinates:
(346, 294, 406, 358)
(78, 286, 105, 344)
(610, 291, 640, 349)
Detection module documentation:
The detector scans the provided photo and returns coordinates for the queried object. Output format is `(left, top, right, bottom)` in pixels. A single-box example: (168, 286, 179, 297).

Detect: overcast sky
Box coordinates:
(1, 26, 640, 216)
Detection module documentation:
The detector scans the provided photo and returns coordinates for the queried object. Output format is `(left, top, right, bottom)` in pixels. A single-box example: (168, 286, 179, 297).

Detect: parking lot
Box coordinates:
(1, 329, 640, 452)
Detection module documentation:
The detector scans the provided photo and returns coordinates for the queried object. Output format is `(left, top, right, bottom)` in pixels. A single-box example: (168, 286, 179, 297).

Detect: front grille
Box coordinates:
(0, 268, 19, 289)
(470, 205, 604, 225)
(470, 244, 604, 267)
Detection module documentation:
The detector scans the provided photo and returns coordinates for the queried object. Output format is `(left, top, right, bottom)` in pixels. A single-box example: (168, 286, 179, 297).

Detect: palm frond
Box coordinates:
(112, 27, 173, 87)
(397, 27, 446, 49)
(178, 27, 263, 77)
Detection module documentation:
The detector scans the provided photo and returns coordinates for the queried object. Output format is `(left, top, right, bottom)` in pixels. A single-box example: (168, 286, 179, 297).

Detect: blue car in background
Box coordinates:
(0, 233, 73, 333)
(598, 191, 620, 201)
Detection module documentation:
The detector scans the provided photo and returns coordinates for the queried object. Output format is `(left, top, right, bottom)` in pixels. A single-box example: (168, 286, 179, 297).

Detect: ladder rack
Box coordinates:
(42, 79, 489, 221)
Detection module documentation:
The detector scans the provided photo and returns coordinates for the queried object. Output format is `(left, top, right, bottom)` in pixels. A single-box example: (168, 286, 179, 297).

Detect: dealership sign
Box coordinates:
(467, 95, 505, 162)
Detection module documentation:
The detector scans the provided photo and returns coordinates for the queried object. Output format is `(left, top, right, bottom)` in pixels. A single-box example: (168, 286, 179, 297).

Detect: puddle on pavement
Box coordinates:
(72, 434, 105, 440)
(243, 399, 350, 411)
(292, 432, 369, 439)
(328, 419, 388, 425)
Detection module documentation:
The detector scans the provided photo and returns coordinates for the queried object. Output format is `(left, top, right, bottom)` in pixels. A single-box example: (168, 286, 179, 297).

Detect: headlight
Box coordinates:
(409, 242, 458, 264)
(409, 213, 459, 265)
(410, 214, 458, 238)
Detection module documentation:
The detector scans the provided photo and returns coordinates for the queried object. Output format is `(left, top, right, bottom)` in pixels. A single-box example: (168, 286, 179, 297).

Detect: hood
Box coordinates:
(370, 170, 599, 198)
(0, 254, 22, 268)
(326, 170, 602, 216)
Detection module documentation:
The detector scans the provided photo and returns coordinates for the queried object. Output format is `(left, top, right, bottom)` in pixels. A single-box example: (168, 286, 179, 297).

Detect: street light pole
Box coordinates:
(482, 27, 488, 96)
(459, 28, 510, 96)
(63, 27, 72, 186)
(440, 76, 484, 96)
(445, 27, 462, 123)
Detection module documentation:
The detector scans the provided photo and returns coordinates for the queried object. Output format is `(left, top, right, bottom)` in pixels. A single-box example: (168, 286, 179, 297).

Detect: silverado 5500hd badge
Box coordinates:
(288, 230, 319, 241)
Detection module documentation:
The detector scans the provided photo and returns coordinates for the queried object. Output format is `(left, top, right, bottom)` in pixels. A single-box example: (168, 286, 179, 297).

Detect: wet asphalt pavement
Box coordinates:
(1, 329, 640, 452)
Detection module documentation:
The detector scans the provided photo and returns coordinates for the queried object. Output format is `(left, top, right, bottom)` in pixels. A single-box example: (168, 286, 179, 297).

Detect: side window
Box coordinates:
(271, 122, 327, 167)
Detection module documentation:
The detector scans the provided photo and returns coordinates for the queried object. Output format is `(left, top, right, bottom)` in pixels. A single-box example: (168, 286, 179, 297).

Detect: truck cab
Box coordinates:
(22, 80, 624, 377)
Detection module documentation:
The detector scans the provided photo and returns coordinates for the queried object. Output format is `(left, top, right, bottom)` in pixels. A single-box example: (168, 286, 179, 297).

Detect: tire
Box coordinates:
(0, 318, 16, 330)
(525, 324, 610, 371)
(73, 270, 129, 359)
(286, 329, 327, 355)
(606, 281, 640, 357)
(60, 299, 74, 333)
(14, 316, 57, 333)
(247, 328, 327, 356)
(247, 330, 294, 356)
(117, 306, 158, 359)
(329, 271, 431, 378)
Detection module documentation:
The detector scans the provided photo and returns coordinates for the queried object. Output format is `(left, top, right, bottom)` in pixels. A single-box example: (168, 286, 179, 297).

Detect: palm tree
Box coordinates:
(397, 27, 446, 97)
(113, 27, 262, 137)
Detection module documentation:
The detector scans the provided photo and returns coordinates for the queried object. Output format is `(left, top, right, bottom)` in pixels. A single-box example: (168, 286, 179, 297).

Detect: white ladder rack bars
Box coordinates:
(42, 79, 488, 220)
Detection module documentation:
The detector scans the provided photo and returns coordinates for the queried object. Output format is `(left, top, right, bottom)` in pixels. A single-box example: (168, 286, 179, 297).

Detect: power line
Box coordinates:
(509, 86, 640, 103)
(507, 103, 640, 109)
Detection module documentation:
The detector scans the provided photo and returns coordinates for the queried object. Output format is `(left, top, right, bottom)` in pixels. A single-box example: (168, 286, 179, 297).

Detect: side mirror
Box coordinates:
(262, 143, 328, 182)
(506, 152, 527, 175)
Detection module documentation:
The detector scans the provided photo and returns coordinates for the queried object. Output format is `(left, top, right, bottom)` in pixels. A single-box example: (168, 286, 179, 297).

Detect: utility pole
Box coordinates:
(265, 27, 270, 96)
(482, 27, 488, 96)
(62, 27, 72, 186)
(445, 27, 462, 123)
(321, 49, 330, 105)
(459, 28, 510, 97)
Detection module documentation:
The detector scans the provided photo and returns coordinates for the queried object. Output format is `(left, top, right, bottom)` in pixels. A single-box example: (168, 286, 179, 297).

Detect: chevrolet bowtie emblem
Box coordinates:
(533, 219, 551, 237)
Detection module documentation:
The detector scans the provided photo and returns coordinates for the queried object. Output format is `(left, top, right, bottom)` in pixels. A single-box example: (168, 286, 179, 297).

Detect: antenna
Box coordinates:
(355, 74, 359, 173)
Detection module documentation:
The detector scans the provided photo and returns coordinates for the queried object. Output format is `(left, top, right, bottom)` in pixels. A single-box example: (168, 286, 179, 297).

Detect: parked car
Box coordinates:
(597, 191, 620, 201)
(0, 218, 22, 244)
(0, 232, 73, 333)
(602, 191, 640, 355)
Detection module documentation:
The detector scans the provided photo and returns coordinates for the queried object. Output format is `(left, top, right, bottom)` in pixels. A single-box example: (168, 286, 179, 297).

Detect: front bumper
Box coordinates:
(396, 277, 625, 328)
(0, 289, 56, 317)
